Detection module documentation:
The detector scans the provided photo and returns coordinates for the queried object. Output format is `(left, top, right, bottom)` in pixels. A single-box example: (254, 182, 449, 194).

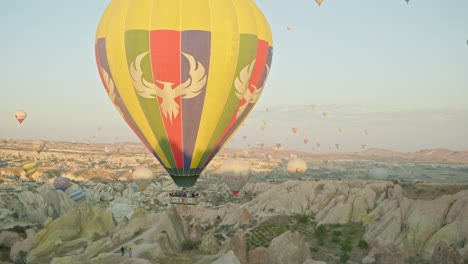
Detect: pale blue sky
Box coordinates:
(0, 0, 467, 152)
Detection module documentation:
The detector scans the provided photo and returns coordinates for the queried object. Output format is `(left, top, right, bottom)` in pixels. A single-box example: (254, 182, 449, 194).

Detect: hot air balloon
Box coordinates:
(364, 129, 369, 136)
(53, 177, 70, 192)
(316, 142, 321, 148)
(96, 0, 272, 188)
(405, 0, 410, 4)
(335, 144, 340, 150)
(337, 128, 343, 134)
(132, 167, 154, 191)
(242, 136, 248, 141)
(265, 107, 269, 112)
(361, 144, 367, 150)
(260, 125, 266, 130)
(69, 188, 86, 202)
(304, 138, 309, 144)
(287, 25, 292, 30)
(15, 110, 27, 124)
(311, 104, 317, 109)
(22, 161, 38, 176)
(287, 159, 307, 176)
(292, 128, 298, 134)
(220, 159, 251, 196)
(316, 0, 324, 6)
(322, 112, 328, 117)
(85, 141, 91, 146)
(32, 140, 46, 154)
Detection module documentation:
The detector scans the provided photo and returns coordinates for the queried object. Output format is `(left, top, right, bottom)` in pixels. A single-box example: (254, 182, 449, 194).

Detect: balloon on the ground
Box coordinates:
(69, 188, 86, 202)
(22, 161, 38, 176)
(53, 177, 70, 191)
(95, 0, 273, 188)
(15, 110, 27, 124)
(287, 159, 307, 176)
(132, 167, 154, 191)
(220, 159, 251, 196)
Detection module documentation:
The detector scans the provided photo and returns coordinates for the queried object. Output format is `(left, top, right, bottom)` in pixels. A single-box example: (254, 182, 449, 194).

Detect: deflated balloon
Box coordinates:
(15, 110, 27, 124)
(53, 177, 70, 192)
(133, 167, 154, 191)
(69, 188, 86, 202)
(22, 161, 38, 176)
(287, 159, 307, 176)
(95, 0, 273, 188)
(220, 159, 251, 195)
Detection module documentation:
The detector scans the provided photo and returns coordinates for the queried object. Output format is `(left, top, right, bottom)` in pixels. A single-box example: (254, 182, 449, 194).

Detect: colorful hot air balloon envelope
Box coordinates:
(304, 139, 309, 144)
(292, 128, 298, 134)
(316, 0, 324, 6)
(220, 159, 251, 196)
(287, 159, 307, 176)
(69, 188, 86, 202)
(32, 140, 46, 154)
(15, 110, 27, 124)
(132, 167, 154, 191)
(95, 0, 273, 188)
(22, 161, 38, 176)
(337, 128, 343, 134)
(322, 112, 328, 117)
(53, 177, 70, 192)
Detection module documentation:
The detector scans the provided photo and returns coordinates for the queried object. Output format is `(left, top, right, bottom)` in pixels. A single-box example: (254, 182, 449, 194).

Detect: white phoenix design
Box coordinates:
(130, 52, 207, 123)
(100, 67, 125, 118)
(234, 60, 270, 119)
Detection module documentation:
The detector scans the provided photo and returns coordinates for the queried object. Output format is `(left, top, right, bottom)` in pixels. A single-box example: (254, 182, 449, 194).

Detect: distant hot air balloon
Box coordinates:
(53, 177, 70, 192)
(85, 141, 91, 146)
(260, 125, 266, 130)
(292, 128, 298, 134)
(405, 0, 410, 4)
(304, 139, 309, 144)
(22, 161, 38, 176)
(287, 159, 307, 176)
(361, 144, 367, 150)
(364, 129, 369, 136)
(335, 144, 340, 150)
(322, 112, 328, 117)
(243, 136, 248, 140)
(95, 0, 273, 188)
(132, 167, 154, 191)
(220, 159, 251, 196)
(276, 143, 282, 149)
(69, 188, 86, 202)
(265, 107, 269, 112)
(32, 140, 46, 154)
(287, 25, 292, 30)
(337, 128, 343, 134)
(15, 110, 27, 124)
(311, 104, 317, 109)
(316, 0, 324, 6)
(316, 142, 321, 148)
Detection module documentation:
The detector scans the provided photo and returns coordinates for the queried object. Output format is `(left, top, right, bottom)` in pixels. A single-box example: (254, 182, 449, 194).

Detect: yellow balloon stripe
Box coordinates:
(104, 0, 170, 167)
(126, 0, 153, 30)
(232, 0, 257, 35)
(248, 1, 273, 46)
(151, 0, 181, 31)
(190, 0, 239, 167)
(96, 4, 112, 40)
(181, 0, 211, 31)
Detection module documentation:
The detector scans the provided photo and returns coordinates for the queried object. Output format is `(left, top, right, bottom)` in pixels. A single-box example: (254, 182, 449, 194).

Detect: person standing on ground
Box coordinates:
(121, 245, 125, 256)
(129, 247, 132, 258)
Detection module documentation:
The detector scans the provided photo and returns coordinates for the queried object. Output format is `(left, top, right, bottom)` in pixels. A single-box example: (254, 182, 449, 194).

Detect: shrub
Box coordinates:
(181, 239, 200, 251)
(314, 225, 327, 245)
(358, 240, 368, 249)
(331, 236, 341, 244)
(339, 253, 350, 264)
(294, 213, 310, 224)
(340, 239, 353, 252)
(332, 230, 342, 237)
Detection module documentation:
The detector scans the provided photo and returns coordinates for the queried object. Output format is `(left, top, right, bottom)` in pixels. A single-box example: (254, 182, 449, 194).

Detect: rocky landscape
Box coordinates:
(1, 140, 467, 264)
